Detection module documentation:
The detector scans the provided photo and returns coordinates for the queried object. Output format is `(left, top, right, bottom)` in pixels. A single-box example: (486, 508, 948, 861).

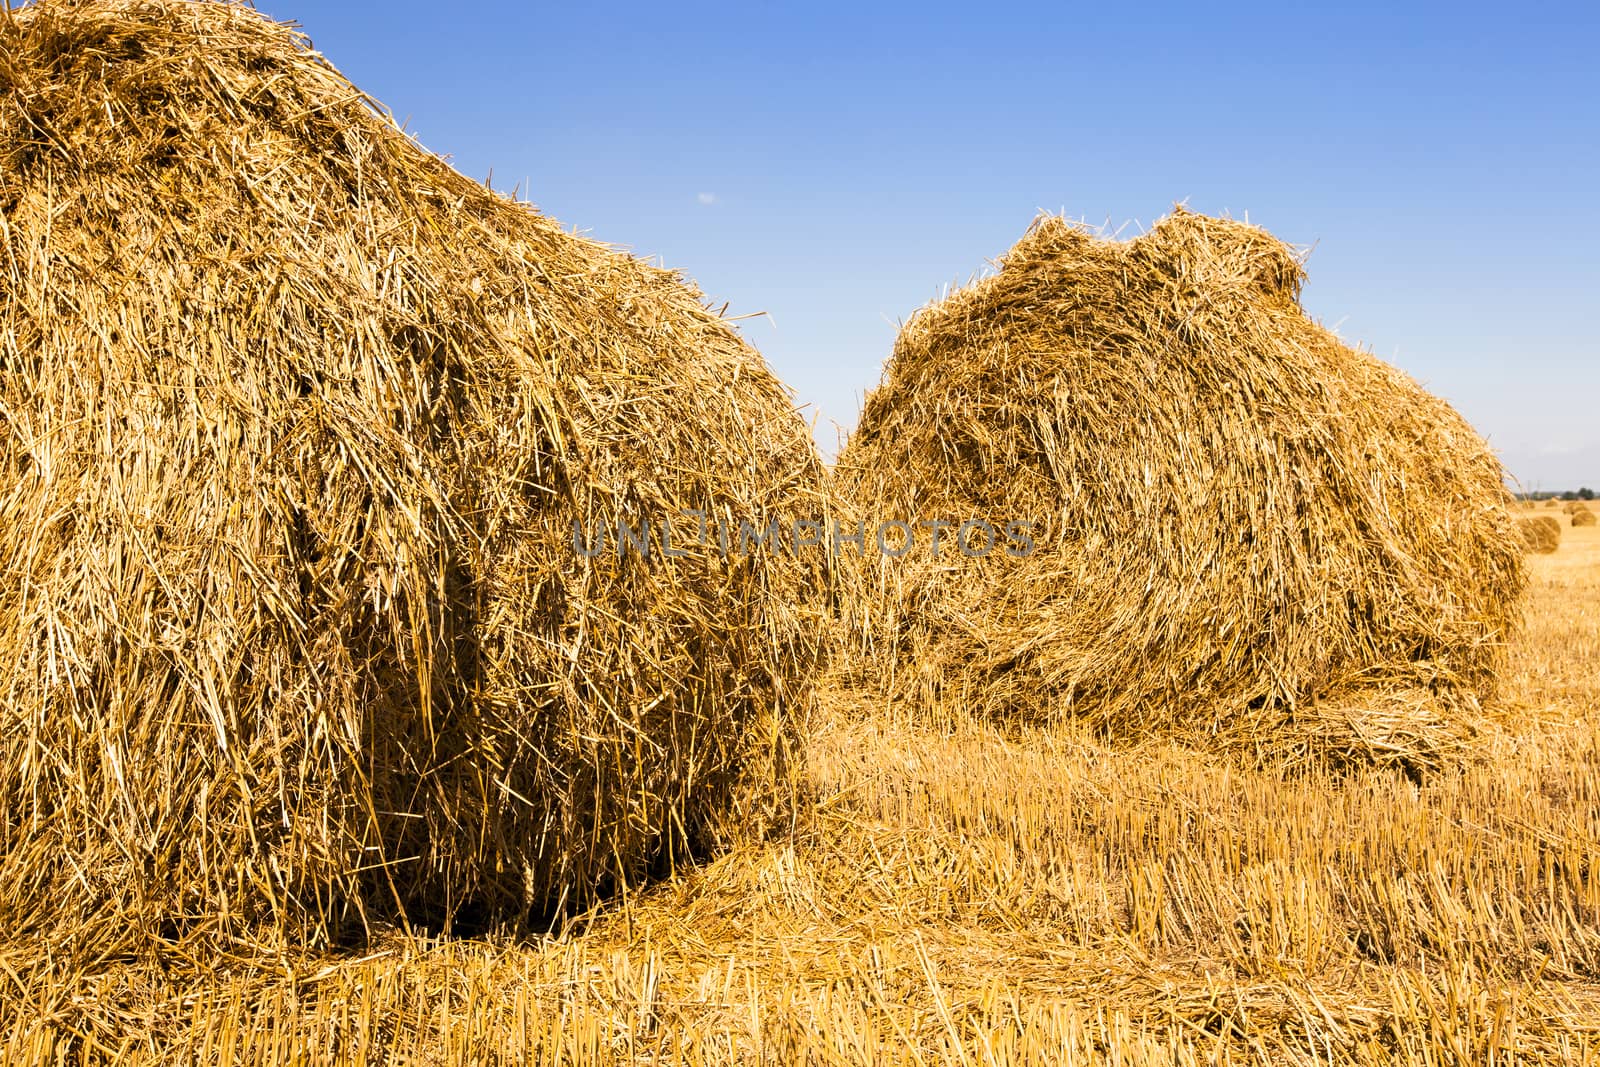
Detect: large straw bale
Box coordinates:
(836, 211, 1524, 770)
(0, 0, 827, 951)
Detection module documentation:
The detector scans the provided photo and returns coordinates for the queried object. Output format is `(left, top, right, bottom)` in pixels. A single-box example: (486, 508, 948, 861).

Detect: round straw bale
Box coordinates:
(0, 0, 826, 950)
(1518, 516, 1563, 553)
(837, 210, 1524, 766)
(1574, 509, 1597, 528)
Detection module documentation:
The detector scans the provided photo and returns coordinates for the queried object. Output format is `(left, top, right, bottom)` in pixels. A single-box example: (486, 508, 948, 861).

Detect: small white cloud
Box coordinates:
(696, 192, 717, 206)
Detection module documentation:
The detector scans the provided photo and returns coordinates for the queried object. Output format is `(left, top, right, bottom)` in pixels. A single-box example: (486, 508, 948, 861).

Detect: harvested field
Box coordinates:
(1, 505, 1597, 1064)
(0, 2, 1593, 1065)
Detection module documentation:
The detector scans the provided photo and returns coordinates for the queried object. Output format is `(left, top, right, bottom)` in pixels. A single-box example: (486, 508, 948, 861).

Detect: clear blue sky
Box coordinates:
(259, 1, 1598, 488)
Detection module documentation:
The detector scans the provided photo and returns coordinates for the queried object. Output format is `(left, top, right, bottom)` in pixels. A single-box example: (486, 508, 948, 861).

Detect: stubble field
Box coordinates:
(4, 508, 1597, 1065)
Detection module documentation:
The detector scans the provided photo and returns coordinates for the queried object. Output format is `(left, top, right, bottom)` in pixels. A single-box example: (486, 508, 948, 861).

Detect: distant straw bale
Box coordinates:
(0, 0, 827, 952)
(836, 210, 1524, 771)
(1574, 509, 1597, 528)
(1519, 516, 1563, 553)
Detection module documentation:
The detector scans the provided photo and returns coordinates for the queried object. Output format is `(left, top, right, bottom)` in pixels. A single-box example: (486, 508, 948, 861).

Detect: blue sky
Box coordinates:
(260, 1, 1598, 488)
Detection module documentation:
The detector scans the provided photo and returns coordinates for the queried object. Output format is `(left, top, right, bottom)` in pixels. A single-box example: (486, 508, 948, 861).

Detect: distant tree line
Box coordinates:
(1517, 487, 1595, 501)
